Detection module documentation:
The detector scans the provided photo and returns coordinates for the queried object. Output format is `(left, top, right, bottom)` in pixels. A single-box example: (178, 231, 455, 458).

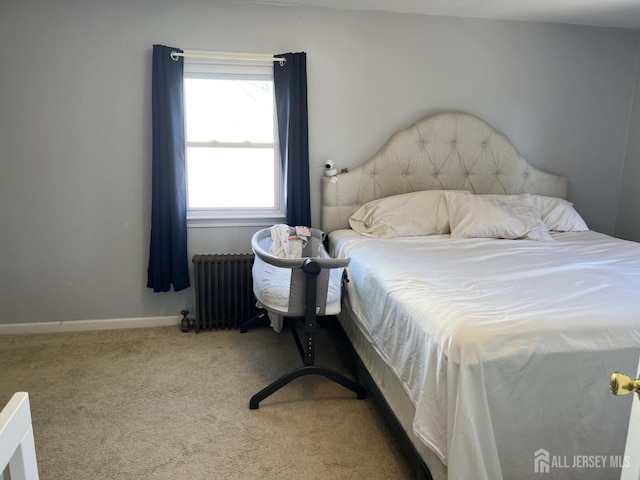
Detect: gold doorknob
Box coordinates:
(610, 371, 640, 396)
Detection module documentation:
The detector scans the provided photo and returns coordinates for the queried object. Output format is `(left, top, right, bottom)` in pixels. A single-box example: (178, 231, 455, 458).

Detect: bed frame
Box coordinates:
(320, 111, 568, 479)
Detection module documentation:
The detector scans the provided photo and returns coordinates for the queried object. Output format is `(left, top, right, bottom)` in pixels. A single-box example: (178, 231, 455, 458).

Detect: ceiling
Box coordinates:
(238, 0, 640, 29)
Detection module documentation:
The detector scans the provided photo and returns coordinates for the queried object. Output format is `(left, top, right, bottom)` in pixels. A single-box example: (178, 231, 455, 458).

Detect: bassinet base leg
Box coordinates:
(240, 310, 267, 333)
(249, 365, 367, 409)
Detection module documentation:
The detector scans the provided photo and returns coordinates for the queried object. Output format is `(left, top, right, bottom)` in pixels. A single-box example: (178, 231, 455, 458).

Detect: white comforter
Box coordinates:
(330, 230, 640, 480)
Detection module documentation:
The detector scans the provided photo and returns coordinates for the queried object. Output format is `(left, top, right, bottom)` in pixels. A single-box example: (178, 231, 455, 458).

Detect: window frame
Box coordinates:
(183, 60, 285, 228)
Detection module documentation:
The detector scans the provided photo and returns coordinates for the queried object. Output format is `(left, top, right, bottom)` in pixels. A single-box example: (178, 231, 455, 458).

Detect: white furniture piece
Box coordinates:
(0, 392, 39, 480)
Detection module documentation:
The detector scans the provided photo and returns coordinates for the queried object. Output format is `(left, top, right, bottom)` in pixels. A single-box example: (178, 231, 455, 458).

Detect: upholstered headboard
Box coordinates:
(321, 111, 567, 233)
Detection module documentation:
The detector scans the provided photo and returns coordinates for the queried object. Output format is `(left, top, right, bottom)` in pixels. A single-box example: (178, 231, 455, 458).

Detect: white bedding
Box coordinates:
(330, 229, 640, 479)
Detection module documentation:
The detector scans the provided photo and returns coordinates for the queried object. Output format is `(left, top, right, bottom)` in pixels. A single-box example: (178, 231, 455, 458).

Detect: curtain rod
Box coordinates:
(170, 49, 286, 65)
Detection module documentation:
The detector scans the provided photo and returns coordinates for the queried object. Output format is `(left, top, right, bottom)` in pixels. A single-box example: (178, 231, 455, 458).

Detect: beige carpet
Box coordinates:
(0, 322, 415, 479)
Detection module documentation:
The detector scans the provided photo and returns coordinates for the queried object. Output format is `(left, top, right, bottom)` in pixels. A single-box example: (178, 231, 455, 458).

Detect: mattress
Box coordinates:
(330, 229, 640, 480)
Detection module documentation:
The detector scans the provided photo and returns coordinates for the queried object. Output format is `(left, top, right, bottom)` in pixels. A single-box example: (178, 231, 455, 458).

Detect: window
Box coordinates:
(184, 61, 284, 226)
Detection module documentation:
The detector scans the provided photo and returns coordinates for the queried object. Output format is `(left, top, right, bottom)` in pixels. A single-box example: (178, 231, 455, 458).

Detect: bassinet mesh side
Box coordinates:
(251, 234, 344, 318)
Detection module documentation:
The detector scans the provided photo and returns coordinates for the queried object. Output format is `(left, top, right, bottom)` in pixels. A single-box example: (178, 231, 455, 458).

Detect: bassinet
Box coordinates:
(242, 226, 366, 409)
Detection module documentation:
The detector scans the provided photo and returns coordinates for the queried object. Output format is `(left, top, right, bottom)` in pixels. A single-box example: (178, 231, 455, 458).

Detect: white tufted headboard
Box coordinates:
(321, 111, 568, 233)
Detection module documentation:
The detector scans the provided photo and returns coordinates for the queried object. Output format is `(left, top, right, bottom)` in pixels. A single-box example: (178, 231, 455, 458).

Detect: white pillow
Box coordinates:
(349, 190, 451, 238)
(530, 195, 588, 232)
(445, 191, 553, 241)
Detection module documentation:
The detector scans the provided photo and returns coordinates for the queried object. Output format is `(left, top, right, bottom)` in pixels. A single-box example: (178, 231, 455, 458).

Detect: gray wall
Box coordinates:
(1, 0, 639, 325)
(616, 42, 640, 242)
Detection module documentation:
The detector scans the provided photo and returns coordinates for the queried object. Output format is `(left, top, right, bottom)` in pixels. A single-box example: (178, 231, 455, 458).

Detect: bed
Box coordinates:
(321, 111, 640, 479)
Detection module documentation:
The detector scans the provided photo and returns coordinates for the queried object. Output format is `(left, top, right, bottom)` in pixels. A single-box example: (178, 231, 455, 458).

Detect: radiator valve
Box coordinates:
(180, 310, 191, 333)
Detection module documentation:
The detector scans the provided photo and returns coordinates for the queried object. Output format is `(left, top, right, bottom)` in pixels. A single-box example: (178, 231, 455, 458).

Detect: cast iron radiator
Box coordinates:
(192, 254, 259, 331)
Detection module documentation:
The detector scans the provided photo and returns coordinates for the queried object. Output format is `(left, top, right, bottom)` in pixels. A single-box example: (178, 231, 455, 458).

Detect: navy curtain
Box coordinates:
(147, 44, 190, 292)
(274, 52, 311, 227)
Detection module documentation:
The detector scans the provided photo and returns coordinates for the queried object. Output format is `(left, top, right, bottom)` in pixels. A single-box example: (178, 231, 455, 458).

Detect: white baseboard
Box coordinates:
(0, 316, 182, 335)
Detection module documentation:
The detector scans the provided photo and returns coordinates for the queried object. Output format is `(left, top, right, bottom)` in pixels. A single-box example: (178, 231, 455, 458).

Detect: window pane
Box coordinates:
(187, 147, 275, 208)
(185, 78, 274, 143)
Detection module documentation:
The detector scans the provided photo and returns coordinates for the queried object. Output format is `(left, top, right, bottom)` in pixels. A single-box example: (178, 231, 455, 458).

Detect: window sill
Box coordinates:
(187, 215, 286, 228)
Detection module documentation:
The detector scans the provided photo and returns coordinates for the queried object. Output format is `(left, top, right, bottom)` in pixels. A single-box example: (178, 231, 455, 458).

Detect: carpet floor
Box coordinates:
(0, 321, 415, 479)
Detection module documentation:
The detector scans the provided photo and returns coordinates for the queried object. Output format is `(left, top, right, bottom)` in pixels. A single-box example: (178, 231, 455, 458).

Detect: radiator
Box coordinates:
(192, 254, 258, 331)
